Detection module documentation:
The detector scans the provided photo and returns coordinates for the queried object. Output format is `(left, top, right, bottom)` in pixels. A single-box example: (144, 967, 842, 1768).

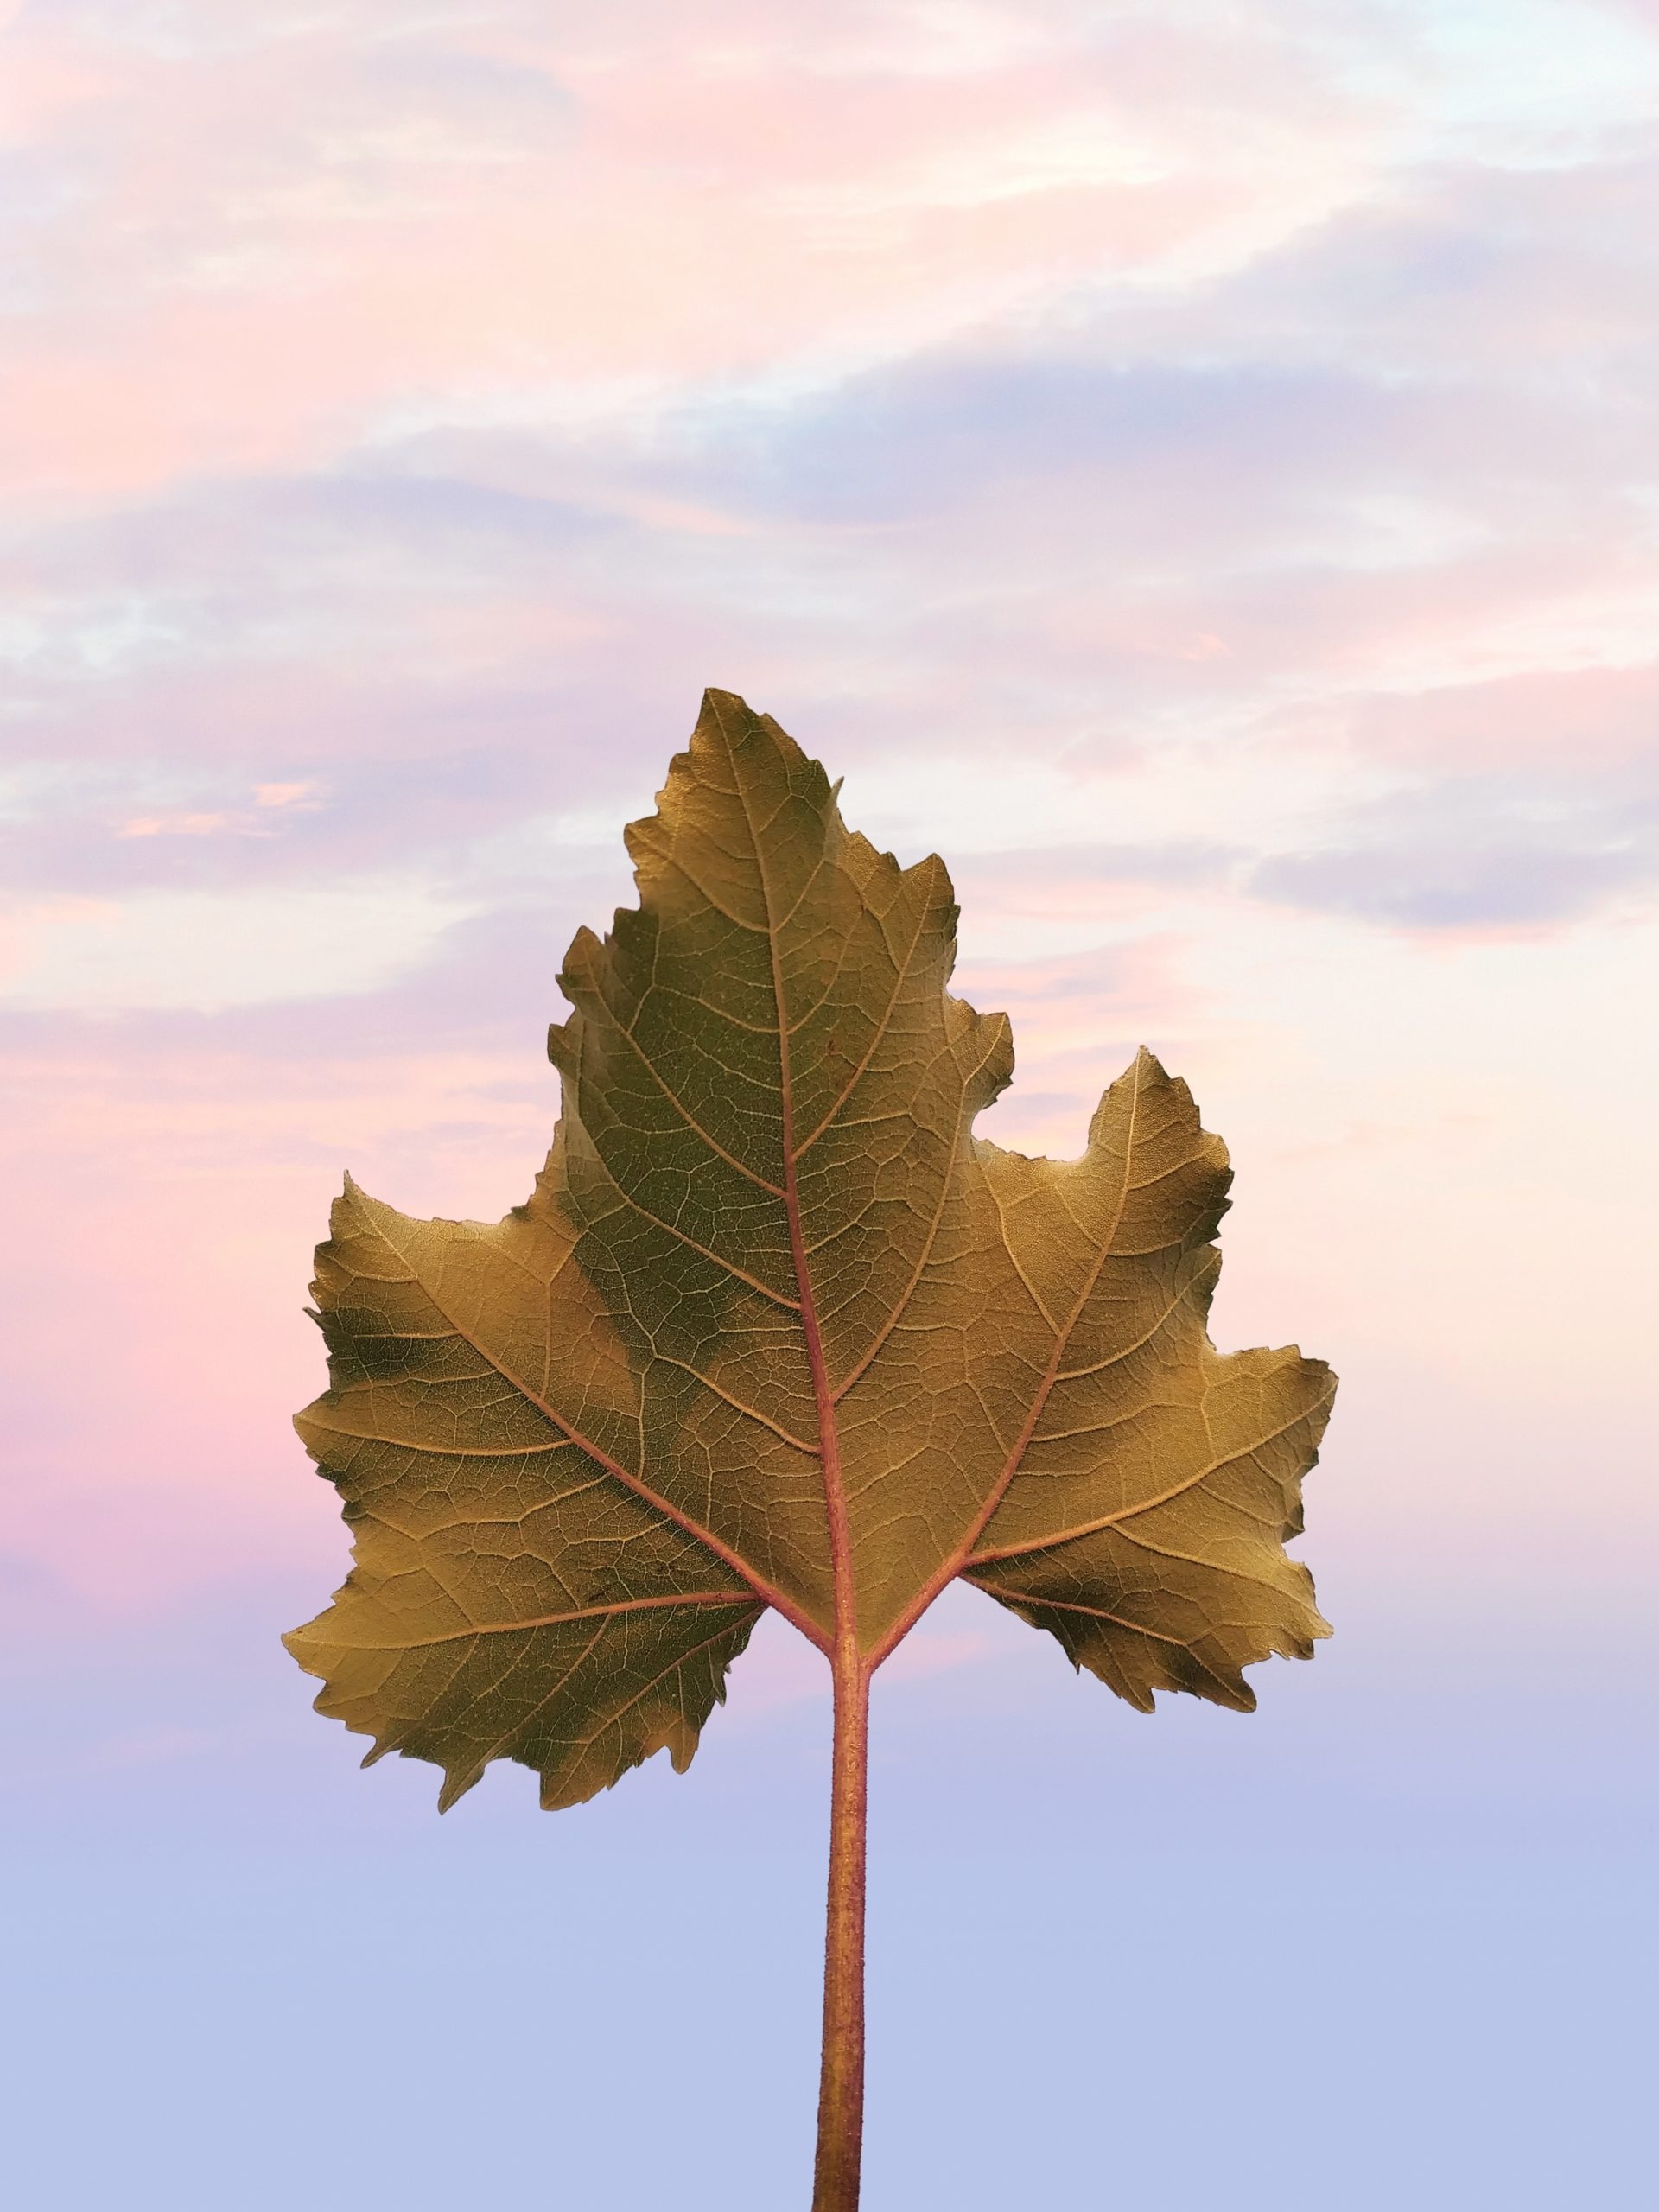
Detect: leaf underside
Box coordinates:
(286, 691, 1336, 1809)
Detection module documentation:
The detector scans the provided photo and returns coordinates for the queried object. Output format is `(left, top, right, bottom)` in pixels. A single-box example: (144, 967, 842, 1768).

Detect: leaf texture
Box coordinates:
(287, 691, 1335, 1803)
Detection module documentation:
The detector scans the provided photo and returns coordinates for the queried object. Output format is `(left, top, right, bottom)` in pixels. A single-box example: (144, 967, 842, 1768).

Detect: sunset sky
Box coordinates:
(3, 5, 1655, 2208)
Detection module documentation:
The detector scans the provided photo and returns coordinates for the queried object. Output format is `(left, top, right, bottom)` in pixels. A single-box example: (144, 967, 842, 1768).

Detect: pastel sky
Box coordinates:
(3, 6, 1655, 2209)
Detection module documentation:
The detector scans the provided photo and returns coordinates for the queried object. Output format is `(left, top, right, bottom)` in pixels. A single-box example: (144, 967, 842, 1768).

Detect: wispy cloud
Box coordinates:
(1251, 768, 1659, 928)
(0, 881, 481, 1012)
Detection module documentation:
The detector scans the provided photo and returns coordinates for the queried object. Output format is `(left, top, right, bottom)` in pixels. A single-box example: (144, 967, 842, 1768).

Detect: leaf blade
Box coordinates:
(288, 691, 1338, 1803)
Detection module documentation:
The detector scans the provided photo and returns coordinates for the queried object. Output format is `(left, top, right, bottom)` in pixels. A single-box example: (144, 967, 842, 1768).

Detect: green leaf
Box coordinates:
(286, 690, 1335, 1807)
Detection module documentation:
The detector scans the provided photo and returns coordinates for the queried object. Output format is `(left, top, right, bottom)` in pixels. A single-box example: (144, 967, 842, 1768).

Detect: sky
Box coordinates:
(2, 3, 1656, 2207)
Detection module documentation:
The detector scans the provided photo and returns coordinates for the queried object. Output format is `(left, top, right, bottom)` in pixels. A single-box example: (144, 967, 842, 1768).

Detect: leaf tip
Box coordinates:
(436, 1766, 480, 1814)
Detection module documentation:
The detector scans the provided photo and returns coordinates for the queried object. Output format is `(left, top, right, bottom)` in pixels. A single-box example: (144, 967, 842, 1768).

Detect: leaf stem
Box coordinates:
(812, 1648, 870, 2212)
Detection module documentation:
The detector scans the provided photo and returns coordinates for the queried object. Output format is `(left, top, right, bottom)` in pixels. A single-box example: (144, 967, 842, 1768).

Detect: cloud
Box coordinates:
(0, 880, 482, 1012)
(1250, 772, 1659, 929)
(117, 810, 235, 838)
(3, 1, 1655, 942)
(0, 0, 1425, 499)
(1343, 663, 1659, 774)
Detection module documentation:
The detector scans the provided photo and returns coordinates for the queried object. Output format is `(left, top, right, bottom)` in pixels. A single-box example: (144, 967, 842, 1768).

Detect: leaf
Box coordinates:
(286, 690, 1336, 1808)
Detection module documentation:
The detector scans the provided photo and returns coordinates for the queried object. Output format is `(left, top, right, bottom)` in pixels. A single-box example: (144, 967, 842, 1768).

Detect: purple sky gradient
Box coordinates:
(3, 5, 1656, 2207)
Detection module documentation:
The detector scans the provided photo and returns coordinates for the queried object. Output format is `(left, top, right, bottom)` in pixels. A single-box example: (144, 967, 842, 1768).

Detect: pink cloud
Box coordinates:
(118, 811, 234, 837)
(1343, 663, 1659, 774)
(0, 4, 1403, 503)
